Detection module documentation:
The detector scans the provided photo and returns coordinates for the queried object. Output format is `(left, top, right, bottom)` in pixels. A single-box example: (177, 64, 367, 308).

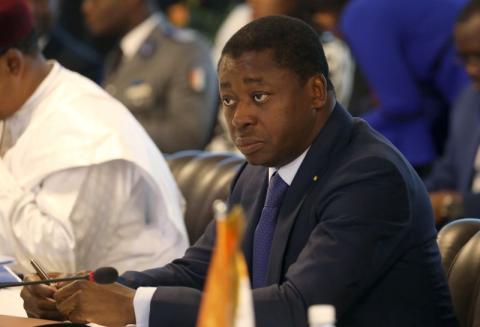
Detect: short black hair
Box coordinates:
(0, 29, 39, 56)
(457, 0, 480, 24)
(220, 15, 334, 90)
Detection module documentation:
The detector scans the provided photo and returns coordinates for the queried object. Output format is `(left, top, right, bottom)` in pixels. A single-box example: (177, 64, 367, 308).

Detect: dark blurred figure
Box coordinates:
(26, 0, 102, 82)
(426, 0, 480, 226)
(81, 0, 218, 153)
(310, 0, 470, 177)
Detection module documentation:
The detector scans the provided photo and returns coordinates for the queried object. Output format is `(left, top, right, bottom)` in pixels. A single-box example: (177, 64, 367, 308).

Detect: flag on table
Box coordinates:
(196, 203, 255, 327)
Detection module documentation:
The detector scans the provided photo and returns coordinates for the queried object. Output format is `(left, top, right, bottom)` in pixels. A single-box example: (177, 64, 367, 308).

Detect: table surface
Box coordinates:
(0, 314, 57, 326)
(0, 287, 132, 326)
(0, 287, 27, 317)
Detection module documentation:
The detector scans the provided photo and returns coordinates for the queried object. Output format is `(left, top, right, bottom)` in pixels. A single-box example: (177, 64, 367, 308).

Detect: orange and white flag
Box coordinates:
(196, 203, 255, 327)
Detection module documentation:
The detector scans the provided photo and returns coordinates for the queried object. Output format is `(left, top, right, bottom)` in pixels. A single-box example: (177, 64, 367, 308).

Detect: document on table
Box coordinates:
(0, 256, 14, 266)
(0, 264, 20, 283)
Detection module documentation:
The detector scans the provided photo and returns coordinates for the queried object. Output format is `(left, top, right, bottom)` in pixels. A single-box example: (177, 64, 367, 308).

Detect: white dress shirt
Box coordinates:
(0, 61, 188, 274)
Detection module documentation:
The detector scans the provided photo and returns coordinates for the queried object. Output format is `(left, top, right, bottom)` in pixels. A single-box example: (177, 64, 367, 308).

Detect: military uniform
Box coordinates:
(104, 14, 217, 154)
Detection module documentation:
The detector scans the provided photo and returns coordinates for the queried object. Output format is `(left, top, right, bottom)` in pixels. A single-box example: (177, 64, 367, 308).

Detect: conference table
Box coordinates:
(0, 286, 56, 326)
(0, 314, 58, 327)
(0, 287, 109, 326)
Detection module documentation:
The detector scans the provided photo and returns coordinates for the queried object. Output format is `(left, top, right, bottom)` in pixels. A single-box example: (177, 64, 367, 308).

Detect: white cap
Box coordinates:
(308, 304, 336, 325)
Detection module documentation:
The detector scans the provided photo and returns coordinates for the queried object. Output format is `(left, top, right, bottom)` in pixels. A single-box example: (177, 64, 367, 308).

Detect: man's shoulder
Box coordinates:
(344, 117, 407, 161)
(55, 67, 127, 112)
(36, 66, 143, 141)
(151, 21, 210, 52)
(319, 117, 416, 190)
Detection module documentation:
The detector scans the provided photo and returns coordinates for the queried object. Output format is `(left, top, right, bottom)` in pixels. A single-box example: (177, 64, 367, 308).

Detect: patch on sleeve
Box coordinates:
(125, 80, 154, 108)
(188, 66, 206, 92)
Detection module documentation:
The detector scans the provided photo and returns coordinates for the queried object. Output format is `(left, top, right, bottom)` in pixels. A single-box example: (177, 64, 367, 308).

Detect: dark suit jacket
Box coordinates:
(425, 85, 480, 217)
(120, 104, 457, 326)
(43, 26, 103, 83)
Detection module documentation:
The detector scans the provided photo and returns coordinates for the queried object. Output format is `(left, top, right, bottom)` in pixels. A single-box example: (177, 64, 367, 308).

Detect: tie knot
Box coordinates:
(265, 173, 288, 207)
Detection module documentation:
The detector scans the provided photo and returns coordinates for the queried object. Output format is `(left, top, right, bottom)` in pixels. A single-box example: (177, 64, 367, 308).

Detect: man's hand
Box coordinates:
(429, 190, 464, 225)
(54, 280, 136, 326)
(20, 273, 66, 320)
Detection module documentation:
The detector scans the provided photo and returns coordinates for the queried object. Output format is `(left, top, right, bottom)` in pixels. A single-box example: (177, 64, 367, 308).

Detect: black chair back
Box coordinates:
(437, 218, 480, 327)
(166, 150, 244, 244)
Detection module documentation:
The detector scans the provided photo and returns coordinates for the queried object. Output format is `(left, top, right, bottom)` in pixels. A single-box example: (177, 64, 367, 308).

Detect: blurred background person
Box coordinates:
(158, 0, 190, 27)
(426, 0, 480, 226)
(82, 0, 218, 153)
(26, 0, 102, 82)
(310, 0, 469, 177)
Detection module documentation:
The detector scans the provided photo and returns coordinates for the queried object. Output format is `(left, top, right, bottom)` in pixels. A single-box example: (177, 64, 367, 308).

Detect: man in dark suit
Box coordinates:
(426, 0, 480, 226)
(21, 15, 457, 327)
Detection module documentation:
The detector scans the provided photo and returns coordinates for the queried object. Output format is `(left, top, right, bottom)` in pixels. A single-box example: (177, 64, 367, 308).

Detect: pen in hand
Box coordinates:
(30, 258, 50, 285)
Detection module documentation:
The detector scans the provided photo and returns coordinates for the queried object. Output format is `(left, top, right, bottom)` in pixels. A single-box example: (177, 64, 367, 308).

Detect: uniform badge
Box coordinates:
(125, 81, 154, 108)
(188, 66, 206, 93)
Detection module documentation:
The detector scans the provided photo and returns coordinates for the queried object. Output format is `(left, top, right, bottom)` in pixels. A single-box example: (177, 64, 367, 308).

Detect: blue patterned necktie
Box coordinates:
(252, 172, 289, 288)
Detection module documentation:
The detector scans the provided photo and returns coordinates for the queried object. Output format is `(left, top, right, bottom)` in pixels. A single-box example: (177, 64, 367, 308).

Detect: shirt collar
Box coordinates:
(120, 13, 161, 60)
(6, 61, 60, 144)
(268, 147, 310, 185)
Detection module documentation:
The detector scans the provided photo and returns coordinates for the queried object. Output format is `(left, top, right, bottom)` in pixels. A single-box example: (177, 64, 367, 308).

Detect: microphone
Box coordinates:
(0, 267, 118, 289)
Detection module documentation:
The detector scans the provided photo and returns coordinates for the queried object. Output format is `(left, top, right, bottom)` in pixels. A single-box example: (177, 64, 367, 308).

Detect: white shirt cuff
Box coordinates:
(133, 287, 157, 327)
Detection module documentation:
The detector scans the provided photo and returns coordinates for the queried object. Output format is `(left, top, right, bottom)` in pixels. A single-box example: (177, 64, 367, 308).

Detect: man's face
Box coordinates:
(82, 0, 131, 36)
(455, 13, 480, 90)
(247, 0, 296, 19)
(219, 50, 320, 167)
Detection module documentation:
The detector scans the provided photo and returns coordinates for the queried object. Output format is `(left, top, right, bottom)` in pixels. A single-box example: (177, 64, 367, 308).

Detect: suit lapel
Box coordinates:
(267, 104, 354, 284)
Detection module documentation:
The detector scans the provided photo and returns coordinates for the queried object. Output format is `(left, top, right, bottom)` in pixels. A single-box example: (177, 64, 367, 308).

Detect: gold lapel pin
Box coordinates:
(313, 175, 318, 182)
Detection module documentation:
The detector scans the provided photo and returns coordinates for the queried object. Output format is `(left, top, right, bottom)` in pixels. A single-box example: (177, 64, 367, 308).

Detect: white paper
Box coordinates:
(0, 256, 14, 265)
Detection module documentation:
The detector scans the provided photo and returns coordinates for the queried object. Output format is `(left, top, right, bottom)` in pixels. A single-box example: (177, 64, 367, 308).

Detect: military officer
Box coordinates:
(82, 0, 217, 153)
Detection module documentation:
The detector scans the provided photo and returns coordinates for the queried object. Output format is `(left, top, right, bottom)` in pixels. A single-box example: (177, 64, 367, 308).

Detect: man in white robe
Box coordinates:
(0, 0, 188, 274)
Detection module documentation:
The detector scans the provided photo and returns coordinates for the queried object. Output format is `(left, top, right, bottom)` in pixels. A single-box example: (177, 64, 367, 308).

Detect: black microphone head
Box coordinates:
(92, 267, 118, 284)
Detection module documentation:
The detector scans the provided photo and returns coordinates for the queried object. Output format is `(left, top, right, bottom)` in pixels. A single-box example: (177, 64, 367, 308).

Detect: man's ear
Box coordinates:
(2, 49, 24, 77)
(310, 73, 328, 110)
